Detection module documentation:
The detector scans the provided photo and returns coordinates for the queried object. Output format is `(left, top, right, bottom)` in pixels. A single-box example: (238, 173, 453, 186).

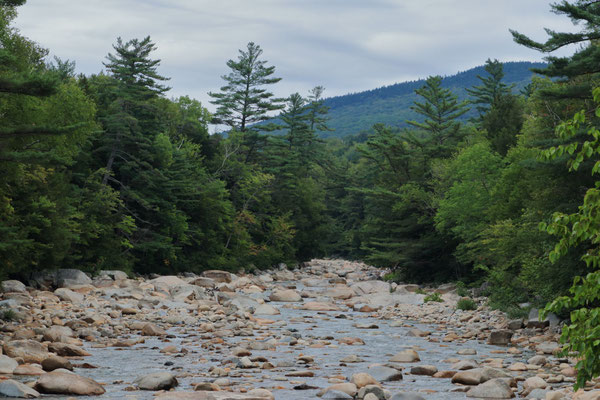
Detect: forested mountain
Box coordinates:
(315, 61, 545, 138)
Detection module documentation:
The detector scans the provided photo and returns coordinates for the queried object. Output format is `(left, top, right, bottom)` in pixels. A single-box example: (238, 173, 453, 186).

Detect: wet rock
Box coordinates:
(13, 364, 45, 376)
(536, 342, 561, 355)
(528, 388, 549, 399)
(253, 304, 279, 315)
(325, 285, 355, 299)
(192, 277, 216, 288)
(350, 372, 378, 388)
(156, 392, 274, 399)
(358, 385, 386, 400)
(53, 288, 84, 303)
(522, 376, 548, 396)
(247, 389, 274, 399)
(149, 275, 188, 288)
(488, 330, 513, 346)
(527, 308, 559, 329)
(466, 378, 514, 398)
(341, 354, 363, 363)
(269, 289, 301, 302)
(34, 370, 105, 395)
(98, 270, 128, 280)
(3, 340, 49, 364)
(55, 269, 92, 288)
(528, 355, 548, 366)
(323, 390, 353, 399)
(0, 379, 40, 398)
(141, 322, 166, 336)
(351, 281, 390, 295)
(406, 328, 429, 337)
(0, 354, 18, 374)
(410, 365, 438, 376)
(338, 337, 365, 345)
(452, 359, 479, 370)
(48, 342, 90, 357)
(390, 394, 426, 400)
(452, 369, 483, 385)
(507, 319, 523, 330)
(368, 365, 403, 382)
(1, 280, 26, 293)
(42, 355, 73, 371)
(390, 349, 420, 362)
(302, 301, 340, 311)
(42, 325, 74, 342)
(202, 270, 232, 283)
(134, 371, 178, 390)
(322, 383, 358, 397)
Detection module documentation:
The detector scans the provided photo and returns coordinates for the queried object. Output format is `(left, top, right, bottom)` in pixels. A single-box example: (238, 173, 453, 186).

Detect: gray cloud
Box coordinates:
(15, 0, 575, 113)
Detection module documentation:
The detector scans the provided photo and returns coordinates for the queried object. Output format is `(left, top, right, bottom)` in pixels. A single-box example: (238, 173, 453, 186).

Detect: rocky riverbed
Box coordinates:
(0, 259, 597, 399)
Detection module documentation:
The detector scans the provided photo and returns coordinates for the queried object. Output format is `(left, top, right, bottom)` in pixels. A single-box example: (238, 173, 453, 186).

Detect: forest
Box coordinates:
(3, 0, 600, 375)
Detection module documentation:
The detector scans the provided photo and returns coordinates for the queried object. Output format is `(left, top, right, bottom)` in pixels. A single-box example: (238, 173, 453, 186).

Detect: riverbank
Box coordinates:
(0, 259, 596, 399)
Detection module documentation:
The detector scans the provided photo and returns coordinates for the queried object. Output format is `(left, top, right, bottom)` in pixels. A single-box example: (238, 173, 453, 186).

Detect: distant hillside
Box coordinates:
(313, 61, 546, 138)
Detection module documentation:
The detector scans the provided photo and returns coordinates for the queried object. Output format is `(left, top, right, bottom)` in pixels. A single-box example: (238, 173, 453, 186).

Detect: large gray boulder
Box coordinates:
(34, 371, 105, 395)
(55, 269, 92, 288)
(0, 379, 40, 398)
(1, 280, 26, 293)
(367, 365, 403, 382)
(466, 378, 514, 398)
(0, 355, 18, 374)
(134, 372, 178, 390)
(3, 340, 49, 364)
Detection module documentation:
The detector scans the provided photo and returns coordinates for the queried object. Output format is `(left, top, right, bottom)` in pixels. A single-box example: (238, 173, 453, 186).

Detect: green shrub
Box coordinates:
(424, 292, 443, 303)
(456, 298, 477, 311)
(383, 271, 402, 282)
(415, 287, 426, 295)
(0, 309, 17, 321)
(456, 281, 470, 297)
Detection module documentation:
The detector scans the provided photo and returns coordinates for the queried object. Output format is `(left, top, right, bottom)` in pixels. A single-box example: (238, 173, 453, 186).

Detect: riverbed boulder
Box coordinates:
(368, 365, 403, 382)
(390, 349, 420, 362)
(42, 355, 73, 371)
(466, 378, 514, 398)
(34, 370, 105, 395)
(55, 269, 92, 288)
(488, 330, 513, 346)
(0, 379, 40, 398)
(1, 280, 26, 293)
(201, 270, 232, 283)
(134, 371, 178, 390)
(141, 322, 166, 336)
(269, 289, 301, 302)
(0, 355, 18, 374)
(3, 340, 49, 363)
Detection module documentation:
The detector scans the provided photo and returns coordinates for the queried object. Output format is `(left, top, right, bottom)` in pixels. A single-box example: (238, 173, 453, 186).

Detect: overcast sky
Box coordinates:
(15, 1, 574, 115)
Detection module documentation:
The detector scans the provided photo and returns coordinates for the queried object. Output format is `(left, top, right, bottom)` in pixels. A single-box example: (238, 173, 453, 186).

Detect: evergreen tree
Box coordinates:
(406, 76, 469, 155)
(208, 42, 284, 163)
(305, 86, 332, 134)
(209, 42, 283, 132)
(510, 1, 600, 99)
(466, 59, 512, 120)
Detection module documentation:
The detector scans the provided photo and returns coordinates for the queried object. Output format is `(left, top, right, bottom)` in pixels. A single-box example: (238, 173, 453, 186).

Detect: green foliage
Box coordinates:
(456, 298, 477, 311)
(383, 271, 402, 282)
(424, 292, 443, 303)
(511, 1, 600, 100)
(0, 309, 17, 321)
(208, 42, 283, 132)
(466, 58, 512, 120)
(455, 281, 470, 297)
(540, 88, 600, 389)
